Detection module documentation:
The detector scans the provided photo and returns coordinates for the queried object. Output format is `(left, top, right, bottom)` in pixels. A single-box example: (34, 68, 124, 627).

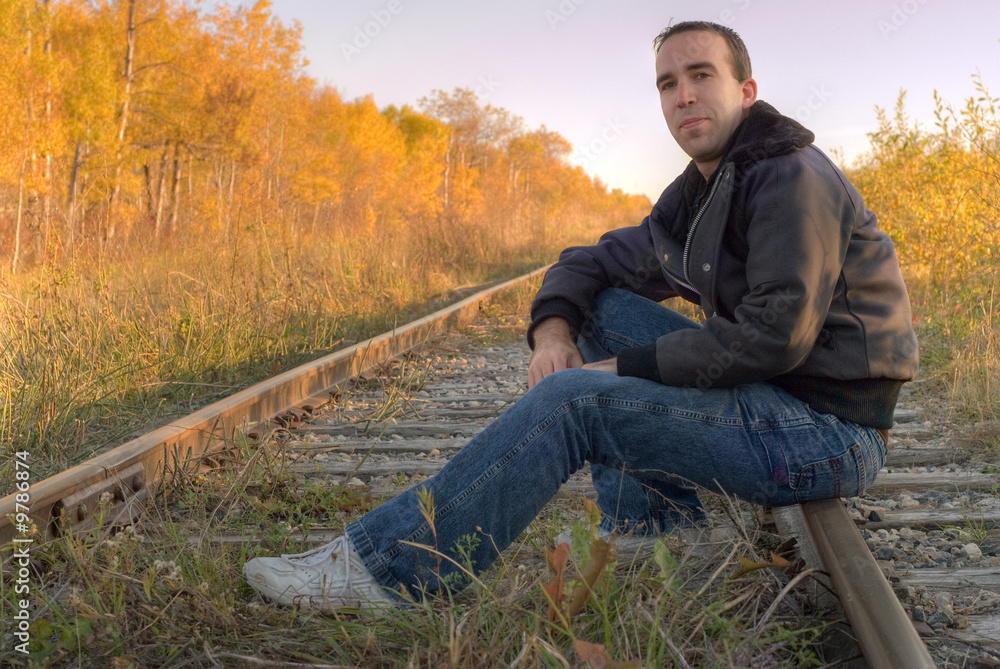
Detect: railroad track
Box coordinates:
(4, 267, 998, 668)
(281, 329, 998, 668)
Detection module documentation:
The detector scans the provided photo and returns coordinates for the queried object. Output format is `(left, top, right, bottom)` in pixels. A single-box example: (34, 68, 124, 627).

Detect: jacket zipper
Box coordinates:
(683, 167, 725, 284)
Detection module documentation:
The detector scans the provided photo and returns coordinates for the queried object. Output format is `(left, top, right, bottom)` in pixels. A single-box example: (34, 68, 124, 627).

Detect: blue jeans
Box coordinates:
(345, 289, 886, 598)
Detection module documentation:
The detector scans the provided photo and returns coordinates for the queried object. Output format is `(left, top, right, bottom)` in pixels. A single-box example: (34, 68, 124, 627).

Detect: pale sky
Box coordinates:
(244, 0, 1000, 201)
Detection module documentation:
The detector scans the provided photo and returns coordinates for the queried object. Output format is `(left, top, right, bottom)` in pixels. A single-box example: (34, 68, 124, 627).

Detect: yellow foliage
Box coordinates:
(849, 78, 1000, 419)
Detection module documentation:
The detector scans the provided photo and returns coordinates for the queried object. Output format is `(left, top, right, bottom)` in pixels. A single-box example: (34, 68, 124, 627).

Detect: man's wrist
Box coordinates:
(530, 317, 574, 348)
(528, 299, 584, 349)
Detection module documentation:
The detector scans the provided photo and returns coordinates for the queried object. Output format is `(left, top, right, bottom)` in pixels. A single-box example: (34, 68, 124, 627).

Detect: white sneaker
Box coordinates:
(243, 535, 396, 613)
(553, 527, 659, 561)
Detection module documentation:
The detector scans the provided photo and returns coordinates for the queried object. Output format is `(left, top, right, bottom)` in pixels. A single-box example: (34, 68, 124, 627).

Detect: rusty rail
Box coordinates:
(800, 498, 936, 669)
(0, 267, 548, 547)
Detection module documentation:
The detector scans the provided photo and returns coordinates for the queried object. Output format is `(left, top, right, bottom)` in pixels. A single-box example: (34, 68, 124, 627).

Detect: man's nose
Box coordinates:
(675, 79, 696, 106)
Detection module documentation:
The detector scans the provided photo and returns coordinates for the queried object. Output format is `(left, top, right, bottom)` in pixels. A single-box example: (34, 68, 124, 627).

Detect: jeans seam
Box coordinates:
(582, 396, 745, 425)
(434, 395, 744, 526)
(345, 522, 397, 594)
(435, 402, 574, 519)
(603, 331, 645, 349)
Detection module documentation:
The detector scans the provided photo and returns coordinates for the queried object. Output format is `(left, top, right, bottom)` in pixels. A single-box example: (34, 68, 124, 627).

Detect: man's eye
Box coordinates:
(660, 81, 675, 91)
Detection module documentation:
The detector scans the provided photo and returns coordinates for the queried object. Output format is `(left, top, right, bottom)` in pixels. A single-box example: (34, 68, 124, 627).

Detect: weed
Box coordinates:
(941, 508, 993, 545)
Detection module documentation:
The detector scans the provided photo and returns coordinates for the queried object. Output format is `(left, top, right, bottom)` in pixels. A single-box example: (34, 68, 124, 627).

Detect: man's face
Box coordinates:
(655, 30, 757, 178)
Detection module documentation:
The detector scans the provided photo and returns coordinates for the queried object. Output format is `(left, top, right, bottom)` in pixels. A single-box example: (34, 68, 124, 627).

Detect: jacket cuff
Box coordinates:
(617, 344, 662, 383)
(527, 300, 585, 349)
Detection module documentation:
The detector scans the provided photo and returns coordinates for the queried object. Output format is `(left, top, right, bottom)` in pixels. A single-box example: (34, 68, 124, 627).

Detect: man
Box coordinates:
(243, 21, 918, 612)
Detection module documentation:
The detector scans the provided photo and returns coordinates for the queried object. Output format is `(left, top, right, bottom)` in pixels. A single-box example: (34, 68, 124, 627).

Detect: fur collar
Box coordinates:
(651, 101, 814, 240)
(724, 100, 814, 178)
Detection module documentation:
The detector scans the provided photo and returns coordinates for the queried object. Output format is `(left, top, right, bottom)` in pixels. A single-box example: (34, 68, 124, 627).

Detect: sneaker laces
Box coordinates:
(280, 536, 349, 568)
(280, 536, 362, 600)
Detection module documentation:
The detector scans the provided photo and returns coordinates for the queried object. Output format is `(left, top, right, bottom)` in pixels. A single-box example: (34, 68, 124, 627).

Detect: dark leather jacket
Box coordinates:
(529, 101, 919, 429)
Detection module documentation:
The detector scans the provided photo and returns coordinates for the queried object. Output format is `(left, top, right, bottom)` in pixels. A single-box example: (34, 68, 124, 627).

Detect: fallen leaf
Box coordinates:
(769, 551, 793, 568)
(573, 639, 642, 669)
(566, 537, 612, 620)
(544, 542, 570, 621)
(730, 551, 794, 578)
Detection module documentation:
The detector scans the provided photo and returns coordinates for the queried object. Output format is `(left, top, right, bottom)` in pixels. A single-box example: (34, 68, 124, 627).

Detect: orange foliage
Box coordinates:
(0, 0, 650, 276)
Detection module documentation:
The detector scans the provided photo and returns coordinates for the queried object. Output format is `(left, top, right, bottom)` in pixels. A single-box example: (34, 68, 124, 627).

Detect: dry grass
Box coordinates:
(1, 303, 831, 668)
(0, 229, 549, 483)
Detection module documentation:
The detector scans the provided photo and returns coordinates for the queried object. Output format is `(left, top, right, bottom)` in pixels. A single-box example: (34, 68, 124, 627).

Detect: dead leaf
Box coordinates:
(544, 542, 570, 622)
(769, 550, 792, 568)
(566, 537, 612, 620)
(573, 639, 642, 669)
(731, 551, 794, 578)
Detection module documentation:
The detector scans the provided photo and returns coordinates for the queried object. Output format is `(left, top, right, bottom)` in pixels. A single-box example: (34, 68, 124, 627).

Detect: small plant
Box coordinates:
(941, 509, 992, 545)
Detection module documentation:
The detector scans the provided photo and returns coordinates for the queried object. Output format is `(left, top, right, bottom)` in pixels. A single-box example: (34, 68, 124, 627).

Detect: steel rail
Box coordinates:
(800, 498, 936, 669)
(0, 266, 548, 548)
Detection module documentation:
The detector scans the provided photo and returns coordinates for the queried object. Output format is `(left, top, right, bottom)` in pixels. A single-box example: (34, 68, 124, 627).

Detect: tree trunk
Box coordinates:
(169, 146, 181, 238)
(12, 155, 27, 274)
(39, 0, 52, 263)
(107, 0, 137, 247)
(274, 125, 284, 220)
(154, 142, 168, 240)
(143, 162, 152, 217)
(216, 161, 225, 233)
(66, 140, 84, 253)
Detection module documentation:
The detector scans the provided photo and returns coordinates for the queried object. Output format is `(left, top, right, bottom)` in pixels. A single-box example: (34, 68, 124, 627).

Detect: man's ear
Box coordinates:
(741, 78, 758, 111)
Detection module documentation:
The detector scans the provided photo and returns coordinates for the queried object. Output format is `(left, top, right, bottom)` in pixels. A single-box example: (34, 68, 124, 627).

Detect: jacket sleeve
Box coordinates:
(528, 216, 678, 348)
(649, 152, 854, 388)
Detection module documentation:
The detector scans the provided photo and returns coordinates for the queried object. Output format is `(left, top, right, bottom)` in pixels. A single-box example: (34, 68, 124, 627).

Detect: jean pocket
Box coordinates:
(789, 443, 869, 503)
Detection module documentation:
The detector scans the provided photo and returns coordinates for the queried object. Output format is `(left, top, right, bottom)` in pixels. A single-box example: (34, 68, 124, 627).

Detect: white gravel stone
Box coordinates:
(961, 543, 983, 562)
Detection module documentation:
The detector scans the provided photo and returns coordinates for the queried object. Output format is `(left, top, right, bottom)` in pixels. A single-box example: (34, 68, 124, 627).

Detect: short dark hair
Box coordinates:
(653, 21, 752, 82)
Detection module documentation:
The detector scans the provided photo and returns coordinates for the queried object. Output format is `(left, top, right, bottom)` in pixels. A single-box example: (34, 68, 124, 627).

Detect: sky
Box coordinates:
(238, 0, 1000, 202)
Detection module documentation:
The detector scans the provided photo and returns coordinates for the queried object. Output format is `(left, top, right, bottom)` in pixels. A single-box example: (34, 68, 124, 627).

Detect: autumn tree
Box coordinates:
(0, 0, 650, 278)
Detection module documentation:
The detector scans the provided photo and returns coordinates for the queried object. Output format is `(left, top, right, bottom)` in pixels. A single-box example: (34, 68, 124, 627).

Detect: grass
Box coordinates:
(1, 304, 832, 668)
(0, 226, 556, 484)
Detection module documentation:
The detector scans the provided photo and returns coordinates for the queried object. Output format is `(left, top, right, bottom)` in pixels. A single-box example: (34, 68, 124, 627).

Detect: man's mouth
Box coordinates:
(680, 117, 707, 130)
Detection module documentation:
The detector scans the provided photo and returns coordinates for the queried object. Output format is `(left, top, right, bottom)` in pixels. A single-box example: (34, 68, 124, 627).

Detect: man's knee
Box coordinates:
(528, 368, 616, 411)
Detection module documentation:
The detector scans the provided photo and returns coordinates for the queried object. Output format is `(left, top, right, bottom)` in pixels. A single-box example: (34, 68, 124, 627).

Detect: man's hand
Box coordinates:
(582, 357, 618, 375)
(528, 318, 583, 388)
